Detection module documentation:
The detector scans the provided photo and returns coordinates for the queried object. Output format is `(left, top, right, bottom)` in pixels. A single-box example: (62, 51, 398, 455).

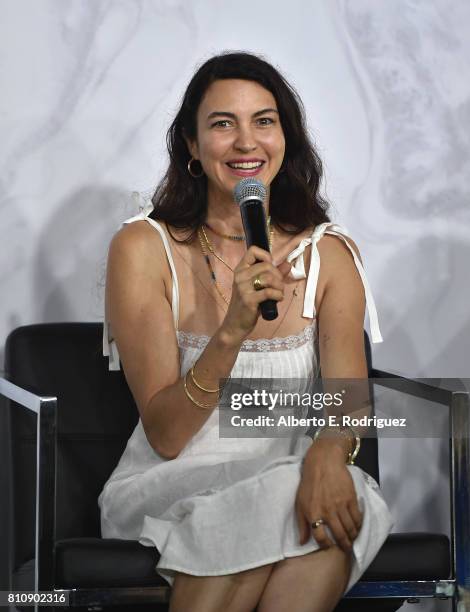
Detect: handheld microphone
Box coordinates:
(233, 178, 278, 321)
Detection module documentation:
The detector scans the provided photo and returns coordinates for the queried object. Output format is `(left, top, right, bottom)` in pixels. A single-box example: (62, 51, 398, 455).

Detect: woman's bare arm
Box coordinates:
(295, 234, 370, 550)
(105, 221, 285, 460)
(105, 221, 243, 460)
(315, 235, 368, 378)
(307, 234, 369, 460)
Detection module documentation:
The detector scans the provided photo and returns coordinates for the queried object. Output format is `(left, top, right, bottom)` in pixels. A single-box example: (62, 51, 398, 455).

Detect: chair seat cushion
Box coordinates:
(55, 538, 166, 588)
(14, 533, 451, 590)
(45, 533, 451, 588)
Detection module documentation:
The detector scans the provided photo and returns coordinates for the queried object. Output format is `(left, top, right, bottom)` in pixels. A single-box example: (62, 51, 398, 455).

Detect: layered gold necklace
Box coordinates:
(198, 218, 274, 305)
(203, 222, 245, 242)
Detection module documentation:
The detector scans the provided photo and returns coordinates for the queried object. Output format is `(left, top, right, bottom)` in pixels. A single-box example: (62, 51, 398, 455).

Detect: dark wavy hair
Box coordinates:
(150, 51, 330, 242)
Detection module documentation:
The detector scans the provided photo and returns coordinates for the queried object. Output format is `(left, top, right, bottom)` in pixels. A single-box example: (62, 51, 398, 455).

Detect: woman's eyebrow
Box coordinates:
(206, 108, 279, 120)
(253, 108, 279, 117)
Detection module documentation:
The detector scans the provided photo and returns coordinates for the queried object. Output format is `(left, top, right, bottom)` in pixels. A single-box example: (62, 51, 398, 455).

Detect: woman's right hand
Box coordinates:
(219, 245, 286, 345)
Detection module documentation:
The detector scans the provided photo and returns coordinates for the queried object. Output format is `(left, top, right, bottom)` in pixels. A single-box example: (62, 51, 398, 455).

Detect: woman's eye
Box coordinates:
(257, 117, 274, 125)
(212, 120, 232, 128)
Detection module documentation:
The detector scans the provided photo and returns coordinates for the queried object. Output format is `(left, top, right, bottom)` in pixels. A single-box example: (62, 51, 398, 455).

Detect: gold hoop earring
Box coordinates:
(187, 157, 204, 178)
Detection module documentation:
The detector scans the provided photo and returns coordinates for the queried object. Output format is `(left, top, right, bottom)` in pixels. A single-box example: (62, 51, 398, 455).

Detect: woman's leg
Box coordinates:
(257, 546, 352, 612)
(169, 563, 275, 612)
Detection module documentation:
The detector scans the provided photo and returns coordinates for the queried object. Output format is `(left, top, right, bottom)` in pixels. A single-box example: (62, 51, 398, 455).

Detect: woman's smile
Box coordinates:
(225, 158, 266, 177)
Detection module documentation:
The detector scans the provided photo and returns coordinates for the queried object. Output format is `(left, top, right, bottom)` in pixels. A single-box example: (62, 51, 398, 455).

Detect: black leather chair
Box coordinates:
(1, 323, 468, 611)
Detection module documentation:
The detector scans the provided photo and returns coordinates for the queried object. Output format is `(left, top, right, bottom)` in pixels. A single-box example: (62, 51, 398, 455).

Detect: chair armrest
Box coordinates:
(0, 375, 57, 414)
(370, 368, 469, 595)
(0, 375, 57, 592)
(370, 368, 453, 405)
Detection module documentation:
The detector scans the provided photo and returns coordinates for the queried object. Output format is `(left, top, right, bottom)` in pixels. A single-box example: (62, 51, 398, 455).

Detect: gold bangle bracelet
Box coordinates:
(336, 423, 361, 465)
(190, 363, 220, 393)
(313, 424, 361, 465)
(344, 425, 361, 465)
(183, 372, 218, 411)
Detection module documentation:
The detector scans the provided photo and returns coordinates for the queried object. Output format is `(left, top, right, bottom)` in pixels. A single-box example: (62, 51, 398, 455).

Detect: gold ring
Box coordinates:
(311, 519, 325, 529)
(253, 276, 263, 291)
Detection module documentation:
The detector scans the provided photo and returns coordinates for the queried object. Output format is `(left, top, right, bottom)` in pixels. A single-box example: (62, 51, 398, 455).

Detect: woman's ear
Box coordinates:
(184, 135, 199, 160)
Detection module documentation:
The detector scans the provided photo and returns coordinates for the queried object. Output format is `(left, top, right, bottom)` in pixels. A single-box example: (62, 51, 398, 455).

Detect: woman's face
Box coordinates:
(187, 79, 286, 201)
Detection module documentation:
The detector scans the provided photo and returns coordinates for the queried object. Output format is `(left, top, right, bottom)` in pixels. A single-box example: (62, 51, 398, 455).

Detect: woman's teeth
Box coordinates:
(227, 161, 263, 169)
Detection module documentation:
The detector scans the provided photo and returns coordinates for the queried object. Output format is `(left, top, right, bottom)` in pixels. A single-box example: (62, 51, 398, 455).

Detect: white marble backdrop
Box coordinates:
(2, 1, 469, 609)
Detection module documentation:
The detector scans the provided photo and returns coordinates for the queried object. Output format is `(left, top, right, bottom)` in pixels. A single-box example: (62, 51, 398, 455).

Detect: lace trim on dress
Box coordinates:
(176, 321, 316, 352)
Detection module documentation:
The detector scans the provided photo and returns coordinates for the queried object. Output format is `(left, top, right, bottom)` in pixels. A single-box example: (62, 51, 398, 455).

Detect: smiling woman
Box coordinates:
(149, 52, 330, 243)
(98, 51, 395, 612)
(200, 99, 282, 181)
(185, 78, 286, 228)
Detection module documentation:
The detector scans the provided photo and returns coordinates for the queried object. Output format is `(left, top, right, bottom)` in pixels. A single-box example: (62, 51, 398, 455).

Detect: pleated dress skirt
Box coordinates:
(99, 326, 393, 593)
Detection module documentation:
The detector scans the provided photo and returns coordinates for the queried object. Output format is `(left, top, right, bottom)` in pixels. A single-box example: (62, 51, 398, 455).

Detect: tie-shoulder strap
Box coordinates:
(285, 222, 383, 343)
(103, 193, 180, 371)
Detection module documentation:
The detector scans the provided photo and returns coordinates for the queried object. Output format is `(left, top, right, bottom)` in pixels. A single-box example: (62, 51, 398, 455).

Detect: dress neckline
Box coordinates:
(103, 202, 383, 372)
(176, 321, 317, 353)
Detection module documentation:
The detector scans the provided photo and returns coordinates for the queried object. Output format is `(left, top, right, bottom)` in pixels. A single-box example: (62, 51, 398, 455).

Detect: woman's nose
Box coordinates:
(233, 125, 257, 152)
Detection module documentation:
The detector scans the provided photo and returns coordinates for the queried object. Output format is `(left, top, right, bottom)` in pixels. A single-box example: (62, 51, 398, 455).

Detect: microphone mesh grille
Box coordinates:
(233, 178, 267, 205)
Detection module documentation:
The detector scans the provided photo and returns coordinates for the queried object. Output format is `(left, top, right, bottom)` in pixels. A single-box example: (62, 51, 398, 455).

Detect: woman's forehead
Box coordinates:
(198, 79, 277, 115)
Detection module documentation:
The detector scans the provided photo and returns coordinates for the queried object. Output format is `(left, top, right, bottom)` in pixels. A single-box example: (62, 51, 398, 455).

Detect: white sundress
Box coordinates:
(98, 198, 393, 593)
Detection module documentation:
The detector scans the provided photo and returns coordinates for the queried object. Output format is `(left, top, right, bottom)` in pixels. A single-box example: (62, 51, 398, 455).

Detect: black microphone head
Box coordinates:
(233, 178, 267, 206)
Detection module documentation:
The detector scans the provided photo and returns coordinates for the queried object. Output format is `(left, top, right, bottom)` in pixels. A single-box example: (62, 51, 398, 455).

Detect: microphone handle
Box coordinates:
(240, 200, 278, 321)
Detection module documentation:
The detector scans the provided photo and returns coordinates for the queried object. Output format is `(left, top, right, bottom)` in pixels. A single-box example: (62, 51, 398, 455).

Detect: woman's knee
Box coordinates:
(257, 548, 353, 612)
(225, 564, 276, 612)
(169, 564, 275, 612)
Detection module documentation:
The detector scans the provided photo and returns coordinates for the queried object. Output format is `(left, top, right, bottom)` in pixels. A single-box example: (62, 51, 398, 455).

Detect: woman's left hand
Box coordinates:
(295, 440, 363, 553)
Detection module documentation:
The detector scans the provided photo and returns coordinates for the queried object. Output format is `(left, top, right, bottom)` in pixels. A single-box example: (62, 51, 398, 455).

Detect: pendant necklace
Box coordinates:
(197, 222, 300, 339)
(198, 218, 273, 304)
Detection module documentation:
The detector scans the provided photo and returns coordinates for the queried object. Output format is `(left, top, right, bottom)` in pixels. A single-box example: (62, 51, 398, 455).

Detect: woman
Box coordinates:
(100, 52, 393, 612)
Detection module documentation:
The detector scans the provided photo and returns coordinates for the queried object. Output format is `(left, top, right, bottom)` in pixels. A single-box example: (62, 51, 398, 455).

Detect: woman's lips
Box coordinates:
(225, 162, 265, 177)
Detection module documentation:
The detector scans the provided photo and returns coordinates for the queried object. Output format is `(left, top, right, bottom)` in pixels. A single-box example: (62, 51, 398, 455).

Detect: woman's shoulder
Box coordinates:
(112, 219, 165, 256)
(314, 229, 365, 302)
(282, 222, 364, 286)
(316, 230, 363, 265)
(108, 220, 172, 284)
(114, 216, 196, 251)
